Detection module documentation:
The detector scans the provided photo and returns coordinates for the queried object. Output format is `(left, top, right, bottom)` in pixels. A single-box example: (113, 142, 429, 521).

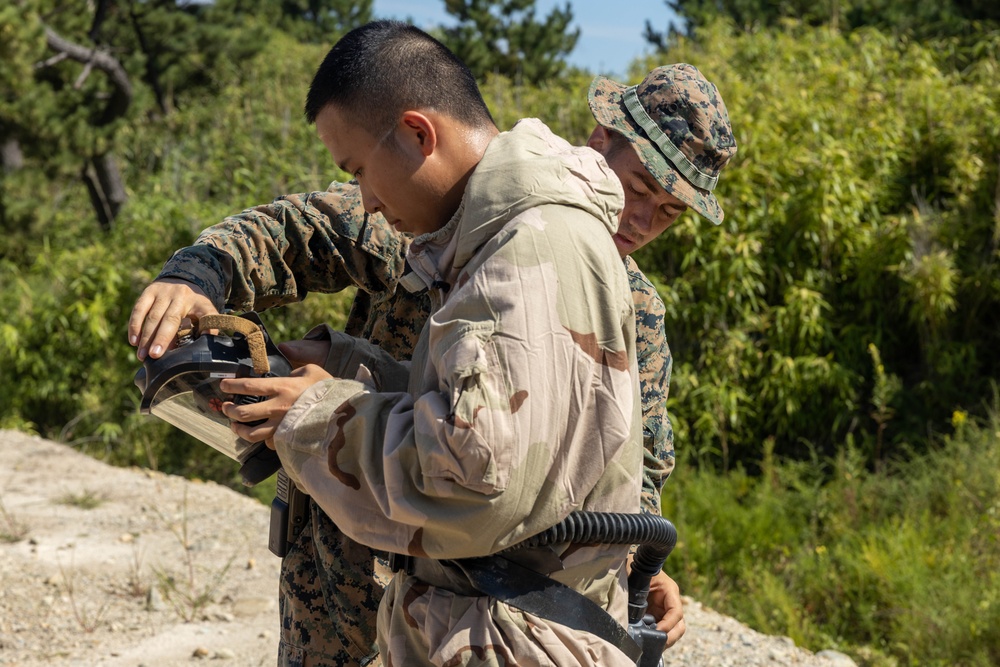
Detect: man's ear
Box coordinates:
(398, 110, 437, 157)
(586, 125, 611, 155)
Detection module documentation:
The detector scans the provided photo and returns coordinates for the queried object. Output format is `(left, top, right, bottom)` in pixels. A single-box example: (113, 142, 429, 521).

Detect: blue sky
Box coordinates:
(372, 0, 681, 78)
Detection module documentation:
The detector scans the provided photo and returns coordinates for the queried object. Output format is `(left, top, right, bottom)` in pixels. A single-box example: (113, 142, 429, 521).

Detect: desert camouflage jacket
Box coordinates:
(158, 188, 674, 513)
(272, 119, 642, 665)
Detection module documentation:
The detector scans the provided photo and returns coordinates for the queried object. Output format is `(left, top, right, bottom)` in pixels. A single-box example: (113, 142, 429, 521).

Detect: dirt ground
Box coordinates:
(0, 430, 853, 667)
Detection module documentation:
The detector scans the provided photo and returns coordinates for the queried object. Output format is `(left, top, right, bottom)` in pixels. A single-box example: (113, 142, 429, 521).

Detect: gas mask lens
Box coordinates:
(147, 370, 260, 463)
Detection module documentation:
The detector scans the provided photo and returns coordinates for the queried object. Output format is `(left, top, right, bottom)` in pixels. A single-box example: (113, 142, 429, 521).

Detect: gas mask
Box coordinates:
(133, 312, 292, 486)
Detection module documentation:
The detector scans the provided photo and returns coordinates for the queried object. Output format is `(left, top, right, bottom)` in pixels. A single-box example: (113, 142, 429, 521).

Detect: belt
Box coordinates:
(390, 552, 642, 662)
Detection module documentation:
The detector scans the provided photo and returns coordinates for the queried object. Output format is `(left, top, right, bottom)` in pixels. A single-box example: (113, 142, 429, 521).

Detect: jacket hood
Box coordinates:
(450, 118, 624, 270)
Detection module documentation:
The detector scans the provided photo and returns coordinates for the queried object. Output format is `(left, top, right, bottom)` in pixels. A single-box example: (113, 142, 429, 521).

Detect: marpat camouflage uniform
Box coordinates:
(274, 118, 642, 665)
(158, 171, 674, 666)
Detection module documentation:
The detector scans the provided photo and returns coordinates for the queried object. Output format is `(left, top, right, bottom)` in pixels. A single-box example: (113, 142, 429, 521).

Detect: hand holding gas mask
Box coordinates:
(128, 279, 218, 362)
(218, 364, 333, 447)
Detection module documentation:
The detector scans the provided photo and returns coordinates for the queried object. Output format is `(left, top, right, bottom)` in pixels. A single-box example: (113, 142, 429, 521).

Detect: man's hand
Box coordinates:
(128, 279, 218, 360)
(646, 570, 686, 648)
(278, 339, 332, 369)
(220, 365, 334, 447)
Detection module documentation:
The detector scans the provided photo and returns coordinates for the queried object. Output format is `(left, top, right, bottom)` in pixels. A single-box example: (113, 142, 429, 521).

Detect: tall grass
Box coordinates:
(665, 394, 1000, 666)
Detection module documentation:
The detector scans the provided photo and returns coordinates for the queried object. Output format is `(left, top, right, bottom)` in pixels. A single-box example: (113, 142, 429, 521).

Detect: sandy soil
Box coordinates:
(0, 430, 854, 667)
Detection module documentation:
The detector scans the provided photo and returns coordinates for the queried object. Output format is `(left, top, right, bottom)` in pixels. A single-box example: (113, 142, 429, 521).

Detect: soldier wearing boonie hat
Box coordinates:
(577, 63, 737, 651)
(589, 63, 737, 225)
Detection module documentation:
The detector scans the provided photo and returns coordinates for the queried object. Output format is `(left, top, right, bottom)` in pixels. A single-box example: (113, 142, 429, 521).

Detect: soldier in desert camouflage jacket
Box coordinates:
(229, 21, 643, 665)
(129, 59, 737, 666)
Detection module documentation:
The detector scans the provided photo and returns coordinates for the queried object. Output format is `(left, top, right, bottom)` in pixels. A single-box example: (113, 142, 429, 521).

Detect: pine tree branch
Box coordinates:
(35, 52, 69, 69)
(42, 24, 132, 126)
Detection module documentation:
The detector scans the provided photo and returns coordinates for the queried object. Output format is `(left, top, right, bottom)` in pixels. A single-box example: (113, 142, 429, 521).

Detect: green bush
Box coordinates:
(665, 396, 1000, 666)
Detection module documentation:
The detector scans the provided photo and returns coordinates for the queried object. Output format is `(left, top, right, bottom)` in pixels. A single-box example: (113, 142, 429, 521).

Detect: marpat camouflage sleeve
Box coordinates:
(625, 256, 675, 515)
(156, 182, 408, 312)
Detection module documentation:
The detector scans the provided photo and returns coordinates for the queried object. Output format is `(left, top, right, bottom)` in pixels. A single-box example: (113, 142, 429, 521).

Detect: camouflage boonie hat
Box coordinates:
(589, 64, 737, 225)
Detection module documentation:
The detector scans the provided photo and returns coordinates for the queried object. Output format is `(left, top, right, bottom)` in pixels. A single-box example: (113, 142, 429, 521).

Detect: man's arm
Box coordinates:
(626, 257, 675, 515)
(128, 181, 408, 358)
(625, 259, 687, 646)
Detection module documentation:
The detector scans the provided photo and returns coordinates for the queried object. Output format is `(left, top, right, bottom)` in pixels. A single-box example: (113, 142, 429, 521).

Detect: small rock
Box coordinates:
(44, 573, 63, 586)
(213, 648, 236, 659)
(231, 596, 271, 617)
(146, 586, 165, 611)
(192, 646, 211, 658)
(246, 558, 256, 570)
(816, 649, 858, 667)
(119, 533, 134, 543)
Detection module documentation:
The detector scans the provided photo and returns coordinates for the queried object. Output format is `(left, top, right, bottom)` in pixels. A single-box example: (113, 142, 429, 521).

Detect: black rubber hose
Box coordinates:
(502, 511, 677, 553)
(501, 511, 678, 625)
(627, 542, 673, 624)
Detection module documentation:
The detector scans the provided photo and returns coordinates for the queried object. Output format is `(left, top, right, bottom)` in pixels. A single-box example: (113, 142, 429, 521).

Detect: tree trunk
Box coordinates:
(83, 153, 127, 231)
(43, 24, 132, 226)
(128, 0, 172, 115)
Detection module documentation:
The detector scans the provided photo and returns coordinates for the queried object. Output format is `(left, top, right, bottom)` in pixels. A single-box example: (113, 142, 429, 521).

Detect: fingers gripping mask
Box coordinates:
(133, 312, 292, 486)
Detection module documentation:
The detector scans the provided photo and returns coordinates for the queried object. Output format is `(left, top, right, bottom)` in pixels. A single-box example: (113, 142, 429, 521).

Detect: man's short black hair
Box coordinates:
(305, 20, 495, 137)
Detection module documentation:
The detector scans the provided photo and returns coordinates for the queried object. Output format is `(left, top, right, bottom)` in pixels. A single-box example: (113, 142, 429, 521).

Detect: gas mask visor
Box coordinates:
(133, 312, 292, 486)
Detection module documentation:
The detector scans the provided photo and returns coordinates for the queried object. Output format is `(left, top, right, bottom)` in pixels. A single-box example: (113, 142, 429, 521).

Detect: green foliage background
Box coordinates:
(2, 2, 1000, 665)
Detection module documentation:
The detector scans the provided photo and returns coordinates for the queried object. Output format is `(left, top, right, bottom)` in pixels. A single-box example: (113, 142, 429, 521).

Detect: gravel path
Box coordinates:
(0, 430, 855, 667)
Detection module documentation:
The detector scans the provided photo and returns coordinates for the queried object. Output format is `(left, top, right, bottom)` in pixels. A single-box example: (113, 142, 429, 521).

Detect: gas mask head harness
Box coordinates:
(133, 312, 291, 487)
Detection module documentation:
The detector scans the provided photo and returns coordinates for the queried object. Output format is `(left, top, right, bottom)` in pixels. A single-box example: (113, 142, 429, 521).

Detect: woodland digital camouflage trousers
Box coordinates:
(278, 500, 389, 667)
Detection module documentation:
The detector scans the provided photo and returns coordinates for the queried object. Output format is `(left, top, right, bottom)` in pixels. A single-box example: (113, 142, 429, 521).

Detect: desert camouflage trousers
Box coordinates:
(278, 497, 389, 667)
